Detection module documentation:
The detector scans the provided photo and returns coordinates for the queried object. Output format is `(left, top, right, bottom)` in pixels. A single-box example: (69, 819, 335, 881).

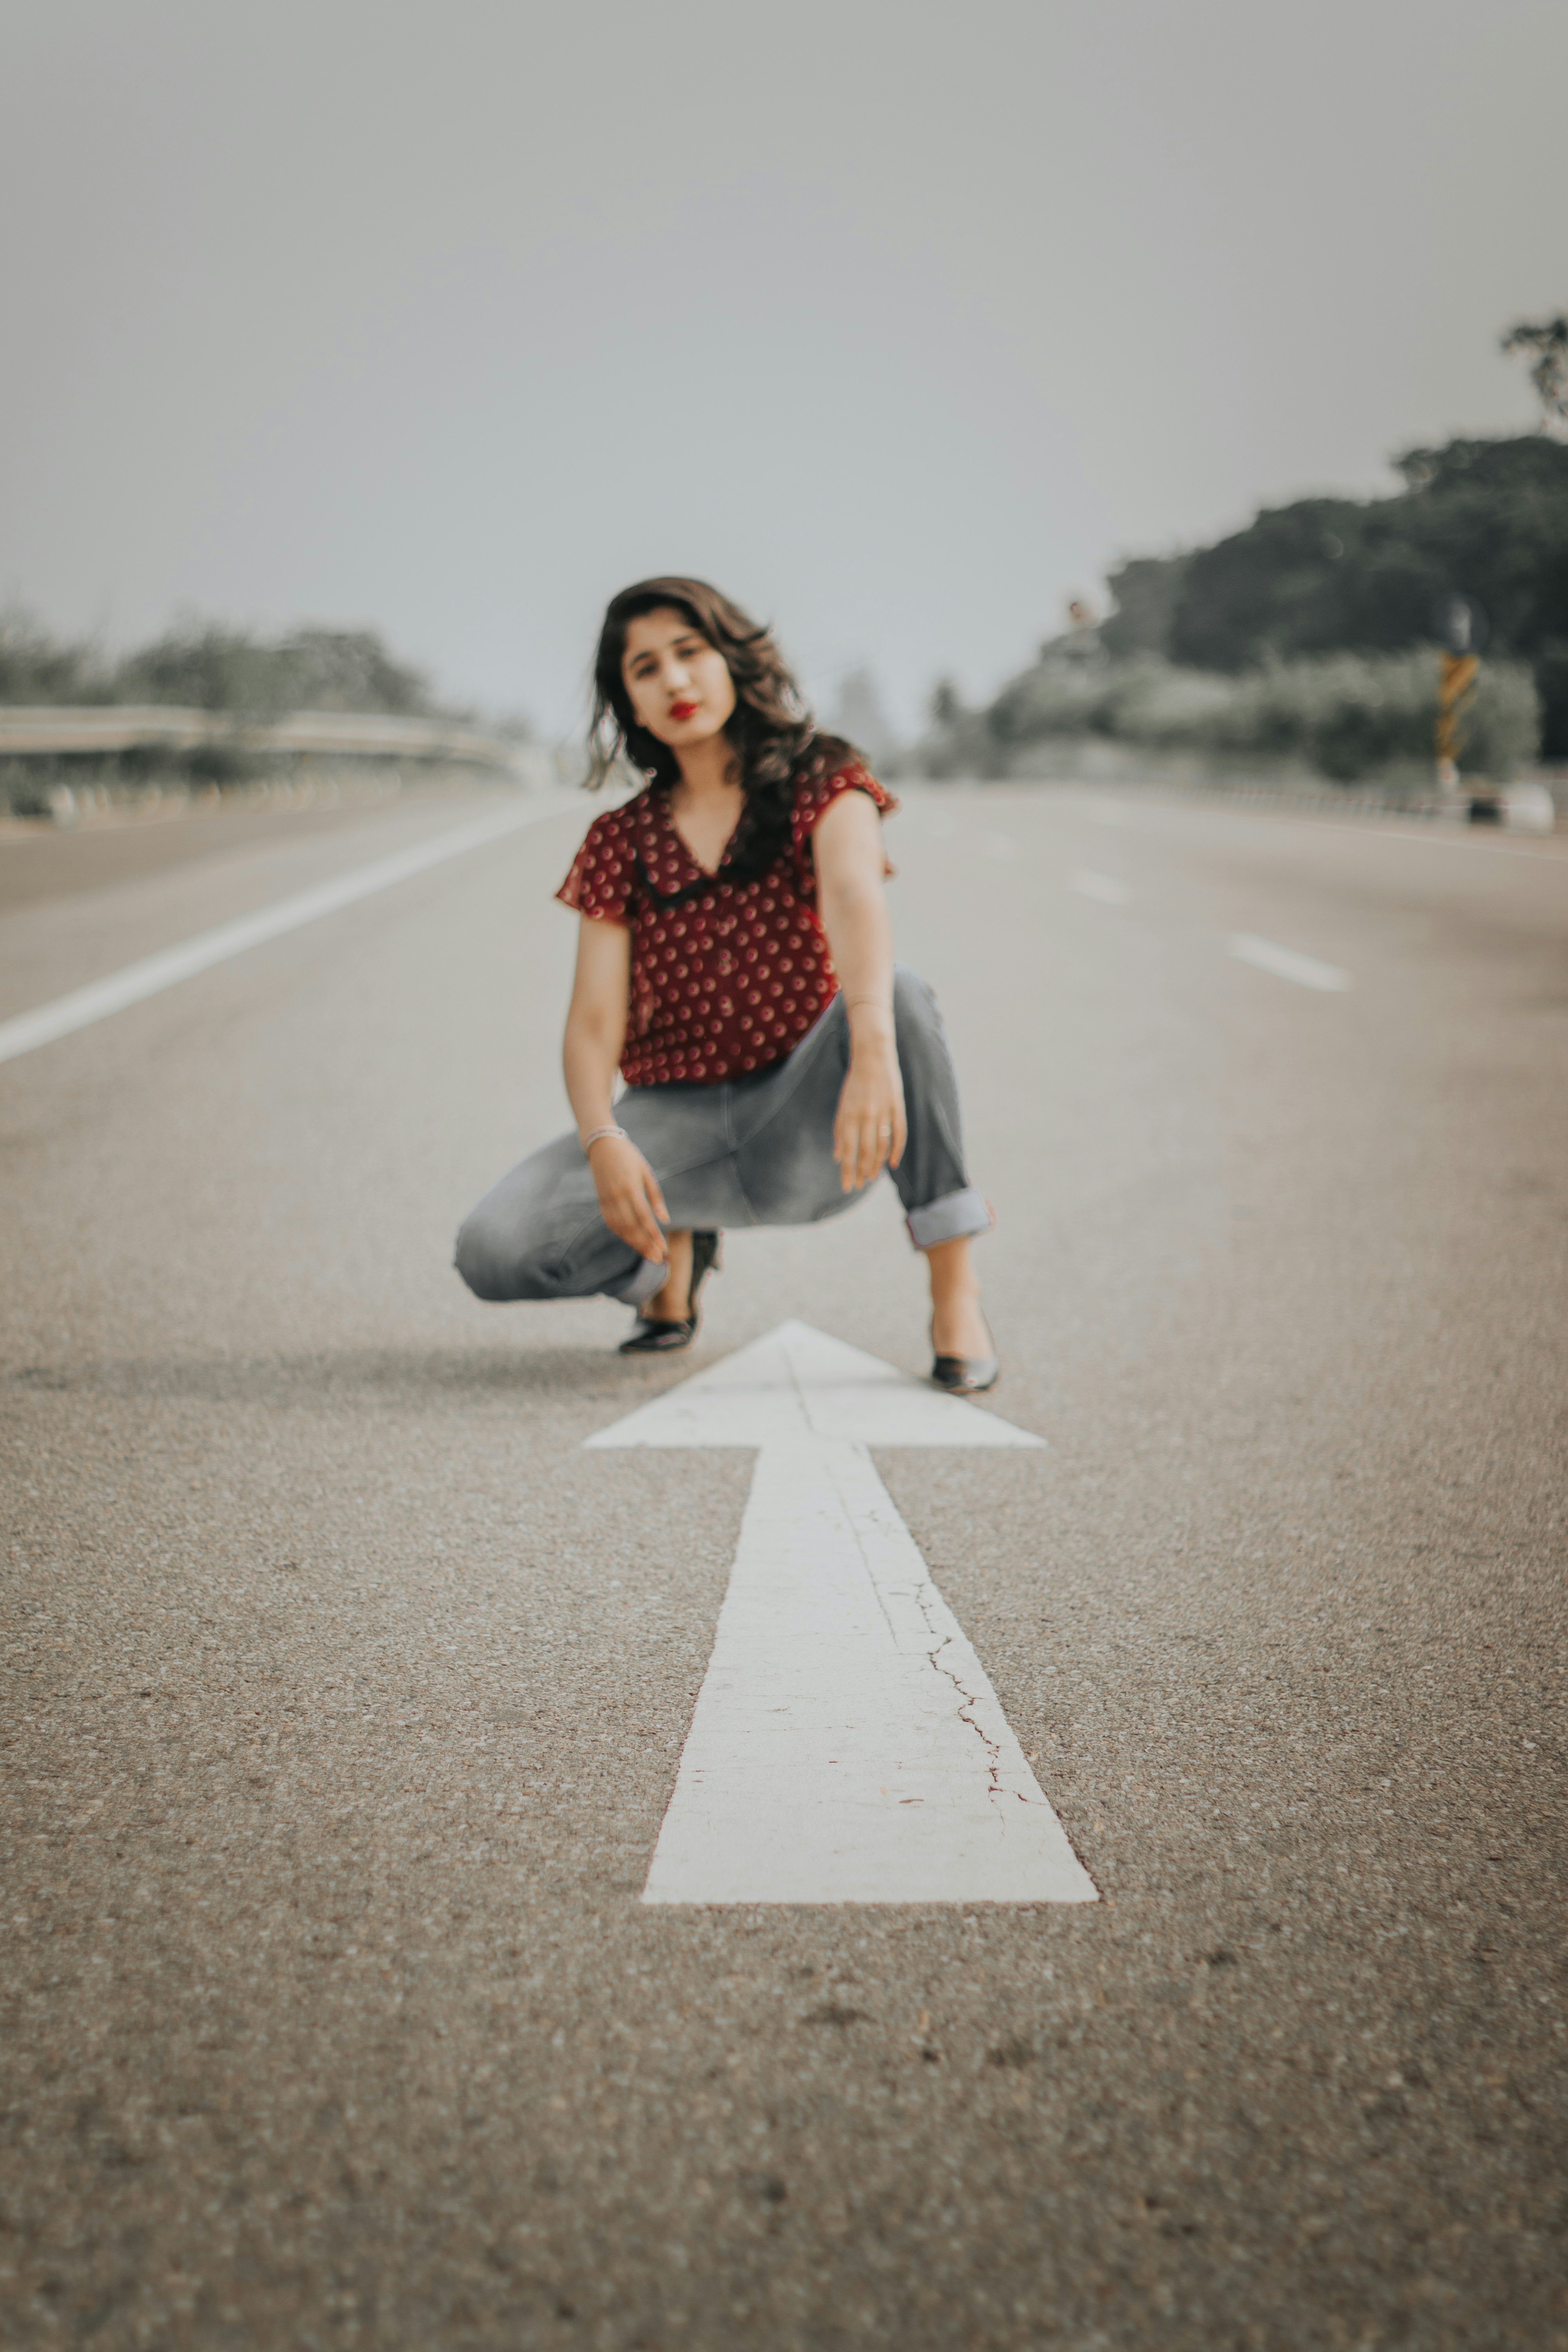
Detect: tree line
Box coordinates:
(0, 616, 449, 724)
(922, 428, 1567, 784)
(1104, 436, 1567, 754)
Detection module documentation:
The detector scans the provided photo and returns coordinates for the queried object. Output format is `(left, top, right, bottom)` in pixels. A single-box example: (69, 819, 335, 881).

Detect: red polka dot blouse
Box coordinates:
(557, 755, 896, 1087)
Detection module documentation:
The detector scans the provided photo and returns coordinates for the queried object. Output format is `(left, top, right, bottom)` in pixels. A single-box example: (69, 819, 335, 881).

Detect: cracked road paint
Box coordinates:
(586, 1322, 1098, 1905)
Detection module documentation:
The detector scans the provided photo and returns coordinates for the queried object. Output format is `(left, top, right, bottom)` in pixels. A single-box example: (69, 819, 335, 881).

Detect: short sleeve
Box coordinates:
(556, 807, 635, 926)
(791, 758, 898, 897)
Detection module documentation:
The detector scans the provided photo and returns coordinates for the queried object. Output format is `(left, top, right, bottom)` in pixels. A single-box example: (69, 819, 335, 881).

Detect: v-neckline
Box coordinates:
(661, 787, 743, 881)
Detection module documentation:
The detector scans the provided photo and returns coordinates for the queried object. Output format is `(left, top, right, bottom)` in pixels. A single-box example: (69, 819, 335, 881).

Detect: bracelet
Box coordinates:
(581, 1124, 628, 1153)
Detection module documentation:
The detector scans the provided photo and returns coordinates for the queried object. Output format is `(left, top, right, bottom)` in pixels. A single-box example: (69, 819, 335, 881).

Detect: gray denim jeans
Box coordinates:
(455, 965, 989, 1308)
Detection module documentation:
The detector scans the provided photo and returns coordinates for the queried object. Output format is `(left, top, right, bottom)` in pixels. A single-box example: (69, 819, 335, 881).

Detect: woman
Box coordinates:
(455, 577, 997, 1390)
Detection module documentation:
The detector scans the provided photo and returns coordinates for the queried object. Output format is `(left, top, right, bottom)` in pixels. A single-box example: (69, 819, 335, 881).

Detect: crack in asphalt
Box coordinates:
(912, 1582, 1009, 1820)
(788, 1419, 1024, 1828)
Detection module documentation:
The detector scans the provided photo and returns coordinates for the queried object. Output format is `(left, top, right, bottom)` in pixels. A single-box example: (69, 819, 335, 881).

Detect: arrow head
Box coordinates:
(584, 1319, 1044, 1450)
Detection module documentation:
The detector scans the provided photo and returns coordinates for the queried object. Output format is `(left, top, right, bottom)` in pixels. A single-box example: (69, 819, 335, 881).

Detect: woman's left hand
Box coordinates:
(833, 1042, 907, 1192)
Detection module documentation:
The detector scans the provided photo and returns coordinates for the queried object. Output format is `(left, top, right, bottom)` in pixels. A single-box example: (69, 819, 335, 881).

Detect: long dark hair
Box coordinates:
(587, 575, 848, 886)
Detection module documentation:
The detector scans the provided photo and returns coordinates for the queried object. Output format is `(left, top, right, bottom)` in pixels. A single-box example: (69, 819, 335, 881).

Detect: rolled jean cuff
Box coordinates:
(608, 1256, 667, 1307)
(905, 1186, 991, 1250)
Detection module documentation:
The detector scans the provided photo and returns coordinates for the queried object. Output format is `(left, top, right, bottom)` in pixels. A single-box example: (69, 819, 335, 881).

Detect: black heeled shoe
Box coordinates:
(619, 1230, 722, 1356)
(929, 1308, 999, 1394)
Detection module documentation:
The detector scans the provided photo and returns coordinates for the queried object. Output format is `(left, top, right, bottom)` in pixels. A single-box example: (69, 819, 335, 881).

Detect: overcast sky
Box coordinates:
(3, 0, 1563, 736)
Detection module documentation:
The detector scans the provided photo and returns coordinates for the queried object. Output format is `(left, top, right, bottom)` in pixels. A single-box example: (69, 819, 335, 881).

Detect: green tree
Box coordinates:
(1502, 315, 1568, 436)
(1164, 438, 1568, 755)
(1100, 554, 1192, 660)
(0, 608, 107, 704)
(113, 622, 440, 720)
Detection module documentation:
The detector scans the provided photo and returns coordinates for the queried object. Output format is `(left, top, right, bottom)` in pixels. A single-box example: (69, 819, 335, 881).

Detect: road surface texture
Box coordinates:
(2, 781, 1564, 2352)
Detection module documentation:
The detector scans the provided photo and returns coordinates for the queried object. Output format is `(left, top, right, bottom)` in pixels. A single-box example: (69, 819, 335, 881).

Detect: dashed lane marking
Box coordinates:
(1070, 868, 1132, 906)
(587, 1319, 1098, 1907)
(0, 796, 576, 1068)
(1229, 932, 1350, 993)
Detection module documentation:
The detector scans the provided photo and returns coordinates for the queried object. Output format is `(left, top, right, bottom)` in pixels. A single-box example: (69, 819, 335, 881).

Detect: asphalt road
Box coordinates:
(0, 789, 435, 922)
(2, 782, 1564, 2352)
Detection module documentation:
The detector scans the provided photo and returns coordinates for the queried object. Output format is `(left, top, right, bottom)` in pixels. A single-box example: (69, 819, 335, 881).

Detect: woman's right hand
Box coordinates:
(587, 1134, 670, 1264)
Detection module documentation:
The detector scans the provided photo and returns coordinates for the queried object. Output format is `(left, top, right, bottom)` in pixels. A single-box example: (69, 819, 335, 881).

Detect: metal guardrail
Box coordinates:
(0, 705, 519, 768)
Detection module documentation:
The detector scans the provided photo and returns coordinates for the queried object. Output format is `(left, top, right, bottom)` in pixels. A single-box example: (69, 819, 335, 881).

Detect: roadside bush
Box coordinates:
(179, 739, 271, 786)
(1464, 658, 1550, 780)
(1212, 652, 1540, 781)
(1212, 654, 1436, 777)
(922, 648, 1542, 784)
(1097, 661, 1238, 747)
(1, 759, 58, 817)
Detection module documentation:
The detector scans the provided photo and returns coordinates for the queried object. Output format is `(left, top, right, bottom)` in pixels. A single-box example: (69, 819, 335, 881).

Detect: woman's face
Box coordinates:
(621, 607, 737, 750)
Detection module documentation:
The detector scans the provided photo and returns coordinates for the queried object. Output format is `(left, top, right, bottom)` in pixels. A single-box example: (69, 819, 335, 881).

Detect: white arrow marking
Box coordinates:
(587, 1321, 1098, 1906)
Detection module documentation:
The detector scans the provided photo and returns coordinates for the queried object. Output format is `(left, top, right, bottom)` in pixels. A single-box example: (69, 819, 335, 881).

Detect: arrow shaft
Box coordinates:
(642, 1436, 1097, 1906)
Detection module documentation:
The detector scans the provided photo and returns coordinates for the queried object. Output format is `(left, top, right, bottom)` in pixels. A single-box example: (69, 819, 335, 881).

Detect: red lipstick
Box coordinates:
(670, 699, 699, 720)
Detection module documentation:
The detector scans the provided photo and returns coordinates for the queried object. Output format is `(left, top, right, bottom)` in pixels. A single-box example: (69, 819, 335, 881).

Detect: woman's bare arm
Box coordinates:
(563, 915, 670, 1264)
(813, 790, 907, 1191)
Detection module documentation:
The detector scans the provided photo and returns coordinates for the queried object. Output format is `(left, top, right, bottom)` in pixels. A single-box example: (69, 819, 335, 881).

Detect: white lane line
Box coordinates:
(1229, 932, 1350, 993)
(0, 795, 576, 1067)
(1070, 868, 1131, 906)
(588, 1319, 1097, 1906)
